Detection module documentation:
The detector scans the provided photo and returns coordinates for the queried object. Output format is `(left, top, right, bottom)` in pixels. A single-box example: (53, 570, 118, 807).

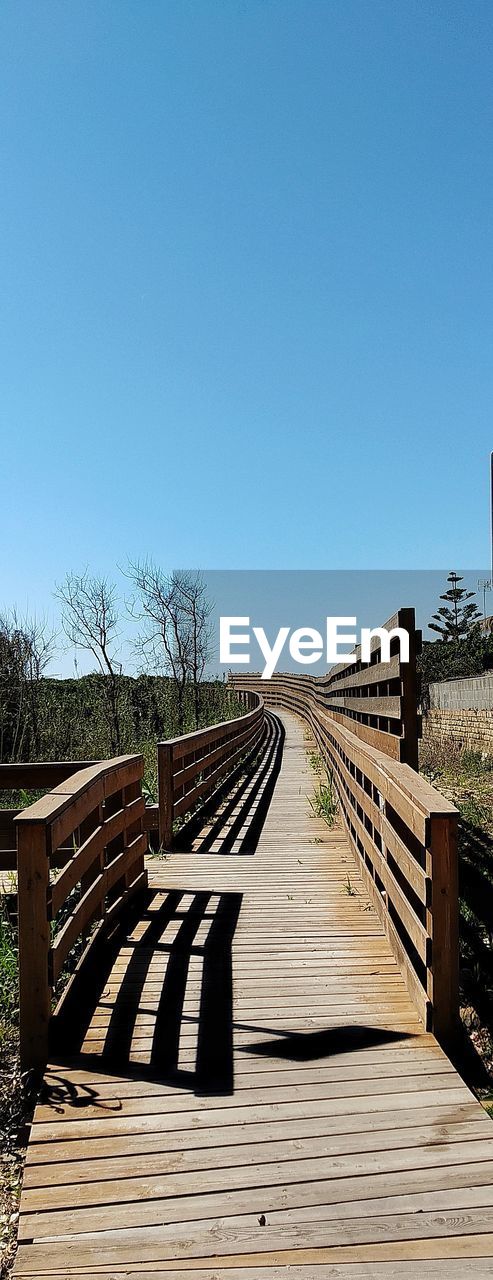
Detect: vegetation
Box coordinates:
(0, 564, 228, 772)
(429, 571, 482, 641)
(420, 628, 493, 704)
(308, 754, 338, 827)
(0, 611, 55, 761)
(0, 671, 236, 776)
(0, 899, 25, 1274)
(0, 563, 241, 792)
(419, 572, 493, 706)
(127, 562, 212, 733)
(56, 571, 124, 754)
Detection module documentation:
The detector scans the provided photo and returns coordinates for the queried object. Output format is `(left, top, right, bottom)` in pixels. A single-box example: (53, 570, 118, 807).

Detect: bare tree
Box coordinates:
(175, 571, 212, 727)
(56, 570, 123, 754)
(0, 615, 30, 761)
(0, 611, 56, 760)
(127, 562, 212, 732)
(21, 613, 56, 756)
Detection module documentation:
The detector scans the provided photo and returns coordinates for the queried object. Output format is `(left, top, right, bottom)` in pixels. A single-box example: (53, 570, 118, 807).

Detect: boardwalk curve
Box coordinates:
(13, 711, 493, 1278)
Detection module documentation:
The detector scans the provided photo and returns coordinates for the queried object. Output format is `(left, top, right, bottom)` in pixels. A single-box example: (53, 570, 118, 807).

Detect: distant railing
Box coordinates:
(233, 609, 421, 766)
(147, 691, 265, 847)
(15, 755, 148, 1070)
(231, 609, 460, 1046)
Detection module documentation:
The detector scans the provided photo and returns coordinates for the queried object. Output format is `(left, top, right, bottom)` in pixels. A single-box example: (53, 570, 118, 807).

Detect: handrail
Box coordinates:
(0, 761, 99, 871)
(156, 691, 265, 847)
(0, 760, 97, 788)
(15, 754, 148, 1071)
(231, 648, 460, 1047)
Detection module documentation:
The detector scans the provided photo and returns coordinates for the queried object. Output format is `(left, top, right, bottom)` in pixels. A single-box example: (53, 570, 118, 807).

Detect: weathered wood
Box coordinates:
(16, 820, 52, 1071)
(0, 760, 96, 789)
(51, 833, 147, 983)
(427, 814, 460, 1046)
(15, 755, 149, 1070)
(157, 742, 174, 848)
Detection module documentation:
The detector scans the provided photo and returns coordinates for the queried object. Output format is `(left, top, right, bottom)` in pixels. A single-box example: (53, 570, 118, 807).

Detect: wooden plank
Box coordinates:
(168, 700, 263, 760)
(319, 653, 402, 692)
(325, 695, 403, 719)
(0, 760, 96, 789)
(158, 742, 174, 848)
(49, 797, 145, 918)
(173, 722, 264, 818)
(51, 832, 147, 983)
(427, 813, 460, 1046)
(16, 820, 52, 1071)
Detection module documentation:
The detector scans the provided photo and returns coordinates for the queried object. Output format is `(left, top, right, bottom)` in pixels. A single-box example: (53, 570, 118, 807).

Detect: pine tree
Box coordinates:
(429, 572, 481, 641)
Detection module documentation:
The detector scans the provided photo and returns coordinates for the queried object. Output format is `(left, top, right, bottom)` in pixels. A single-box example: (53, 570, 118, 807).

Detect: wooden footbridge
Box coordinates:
(5, 609, 493, 1276)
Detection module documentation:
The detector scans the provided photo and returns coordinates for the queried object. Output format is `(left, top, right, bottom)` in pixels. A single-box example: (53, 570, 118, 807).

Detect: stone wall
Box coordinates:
(423, 706, 493, 753)
(423, 675, 493, 753)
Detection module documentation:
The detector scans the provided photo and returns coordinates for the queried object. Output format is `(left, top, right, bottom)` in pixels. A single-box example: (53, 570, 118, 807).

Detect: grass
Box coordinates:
(307, 750, 323, 776)
(0, 897, 26, 1276)
(306, 749, 339, 827)
(420, 735, 493, 787)
(309, 769, 338, 827)
(0, 901, 17, 1050)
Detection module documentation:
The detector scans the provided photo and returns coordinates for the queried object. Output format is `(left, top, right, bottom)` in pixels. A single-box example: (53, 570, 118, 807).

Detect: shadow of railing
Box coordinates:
(50, 887, 242, 1098)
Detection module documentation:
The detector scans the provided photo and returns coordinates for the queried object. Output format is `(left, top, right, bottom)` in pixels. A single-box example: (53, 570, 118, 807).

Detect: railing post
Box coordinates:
(158, 743, 174, 850)
(16, 817, 52, 1073)
(427, 813, 460, 1047)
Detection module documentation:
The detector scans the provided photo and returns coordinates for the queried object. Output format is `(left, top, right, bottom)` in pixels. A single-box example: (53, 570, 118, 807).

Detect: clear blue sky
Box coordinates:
(1, 0, 492, 638)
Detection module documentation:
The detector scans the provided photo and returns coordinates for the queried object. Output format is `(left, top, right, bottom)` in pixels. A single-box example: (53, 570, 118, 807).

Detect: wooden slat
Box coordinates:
(0, 760, 96, 789)
(49, 796, 145, 919)
(51, 831, 147, 983)
(318, 653, 402, 692)
(16, 821, 51, 1071)
(325, 695, 403, 719)
(173, 721, 264, 818)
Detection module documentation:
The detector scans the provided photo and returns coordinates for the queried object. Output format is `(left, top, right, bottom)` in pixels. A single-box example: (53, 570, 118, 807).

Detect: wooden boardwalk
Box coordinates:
(14, 712, 493, 1278)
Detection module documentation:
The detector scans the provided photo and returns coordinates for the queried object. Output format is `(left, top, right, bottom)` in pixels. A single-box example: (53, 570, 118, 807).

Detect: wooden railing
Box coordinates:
(15, 755, 148, 1071)
(0, 761, 96, 871)
(233, 609, 420, 766)
(230, 610, 460, 1046)
(150, 691, 265, 847)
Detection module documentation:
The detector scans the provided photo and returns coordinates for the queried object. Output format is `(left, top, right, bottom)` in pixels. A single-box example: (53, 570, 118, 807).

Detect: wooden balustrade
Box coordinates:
(155, 691, 265, 847)
(15, 755, 148, 1071)
(230, 610, 460, 1046)
(0, 761, 97, 871)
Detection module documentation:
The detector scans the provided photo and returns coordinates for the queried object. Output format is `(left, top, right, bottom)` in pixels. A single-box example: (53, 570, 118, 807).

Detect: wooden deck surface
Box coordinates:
(14, 711, 493, 1278)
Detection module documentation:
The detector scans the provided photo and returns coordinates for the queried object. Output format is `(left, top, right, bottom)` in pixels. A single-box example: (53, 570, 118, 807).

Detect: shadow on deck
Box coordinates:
(48, 881, 411, 1108)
